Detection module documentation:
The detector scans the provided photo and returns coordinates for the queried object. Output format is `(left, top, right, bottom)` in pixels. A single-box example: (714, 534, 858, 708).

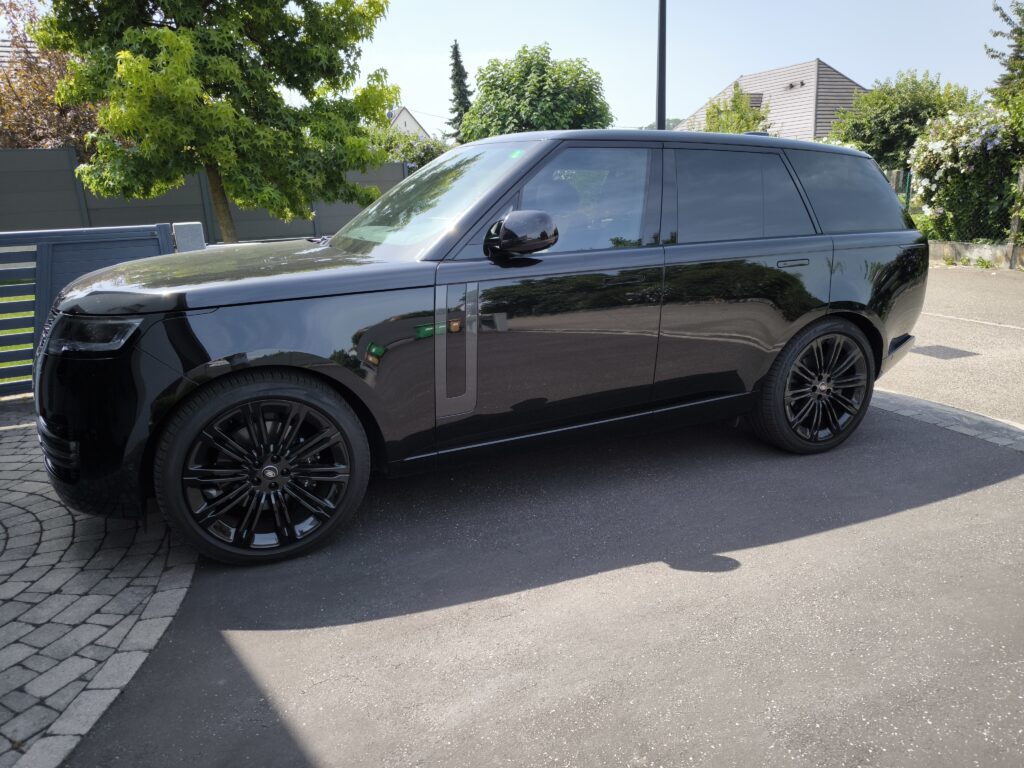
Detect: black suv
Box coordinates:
(35, 130, 927, 564)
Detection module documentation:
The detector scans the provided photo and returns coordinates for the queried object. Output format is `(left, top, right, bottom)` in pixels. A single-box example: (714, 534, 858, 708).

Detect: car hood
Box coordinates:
(55, 239, 438, 315)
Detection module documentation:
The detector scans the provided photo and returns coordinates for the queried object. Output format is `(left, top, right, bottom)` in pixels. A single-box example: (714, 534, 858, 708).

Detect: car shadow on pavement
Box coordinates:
(68, 411, 1024, 768)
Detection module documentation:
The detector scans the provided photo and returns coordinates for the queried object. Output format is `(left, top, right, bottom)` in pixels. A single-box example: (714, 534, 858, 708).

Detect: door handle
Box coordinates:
(777, 258, 809, 269)
(603, 275, 646, 287)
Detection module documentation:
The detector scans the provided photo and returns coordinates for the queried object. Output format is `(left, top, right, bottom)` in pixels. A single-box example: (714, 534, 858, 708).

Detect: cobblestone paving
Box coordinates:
(0, 398, 195, 768)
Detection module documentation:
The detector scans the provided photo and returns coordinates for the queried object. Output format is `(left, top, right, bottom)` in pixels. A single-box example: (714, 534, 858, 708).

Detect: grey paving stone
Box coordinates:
(19, 657, 56, 675)
(24, 657, 95, 699)
(108, 556, 149, 579)
(166, 546, 197, 566)
(50, 595, 111, 625)
(23, 552, 60, 569)
(119, 618, 171, 652)
(95, 617, 136, 650)
(8, 594, 43, 605)
(3, 536, 37, 552)
(38, 625, 104, 662)
(17, 596, 76, 626)
(83, 614, 119, 628)
(99, 586, 151, 615)
(26, 571, 76, 595)
(55, 572, 104, 596)
(76, 645, 113, 663)
(157, 564, 195, 591)
(87, 578, 129, 597)
(0, 705, 57, 743)
(0, 691, 36, 715)
(0, 603, 28, 626)
(130, 578, 158, 587)
(6, 569, 47, 586)
(42, 680, 85, 712)
(0, 623, 31, 648)
(82, 549, 126, 571)
(140, 588, 187, 620)
(32, 539, 70, 556)
(18, 625, 68, 651)
(0, 704, 11, 726)
(48, 689, 119, 737)
(56, 543, 99, 566)
(87, 651, 147, 689)
(0, 562, 24, 577)
(0, 646, 33, 673)
(0, 748, 18, 768)
(0, 668, 33, 698)
(10, 734, 79, 768)
(0, 583, 28, 600)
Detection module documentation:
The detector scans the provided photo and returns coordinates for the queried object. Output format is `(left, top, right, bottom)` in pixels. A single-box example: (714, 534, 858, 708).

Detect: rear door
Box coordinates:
(655, 145, 832, 403)
(435, 141, 665, 448)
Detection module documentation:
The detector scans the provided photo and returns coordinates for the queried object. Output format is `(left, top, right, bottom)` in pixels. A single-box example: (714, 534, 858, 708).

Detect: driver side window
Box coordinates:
(520, 147, 651, 253)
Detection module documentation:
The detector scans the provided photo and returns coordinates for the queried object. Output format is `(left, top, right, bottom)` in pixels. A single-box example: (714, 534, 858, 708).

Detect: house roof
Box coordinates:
(679, 59, 867, 141)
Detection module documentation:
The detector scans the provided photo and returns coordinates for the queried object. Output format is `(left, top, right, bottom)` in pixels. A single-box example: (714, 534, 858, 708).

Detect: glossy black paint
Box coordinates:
(35, 129, 927, 519)
(485, 210, 559, 255)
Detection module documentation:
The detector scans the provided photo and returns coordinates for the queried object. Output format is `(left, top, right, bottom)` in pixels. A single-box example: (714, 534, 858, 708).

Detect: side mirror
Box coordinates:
(484, 210, 558, 257)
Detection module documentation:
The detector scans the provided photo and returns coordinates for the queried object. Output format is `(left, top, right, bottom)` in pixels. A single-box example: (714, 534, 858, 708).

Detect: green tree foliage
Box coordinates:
(829, 71, 975, 170)
(366, 124, 449, 169)
(703, 83, 771, 134)
(446, 40, 472, 141)
(987, 1, 1024, 103)
(909, 105, 1017, 242)
(459, 44, 613, 142)
(641, 117, 684, 130)
(35, 1, 398, 242)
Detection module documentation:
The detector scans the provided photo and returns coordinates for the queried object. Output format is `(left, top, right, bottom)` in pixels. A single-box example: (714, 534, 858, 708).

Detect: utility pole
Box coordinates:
(657, 0, 666, 130)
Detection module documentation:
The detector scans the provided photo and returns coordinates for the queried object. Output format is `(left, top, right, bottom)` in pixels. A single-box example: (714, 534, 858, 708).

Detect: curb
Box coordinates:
(873, 390, 1024, 454)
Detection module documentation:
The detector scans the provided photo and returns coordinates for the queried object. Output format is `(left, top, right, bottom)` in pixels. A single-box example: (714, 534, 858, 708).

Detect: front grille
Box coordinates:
(36, 417, 80, 480)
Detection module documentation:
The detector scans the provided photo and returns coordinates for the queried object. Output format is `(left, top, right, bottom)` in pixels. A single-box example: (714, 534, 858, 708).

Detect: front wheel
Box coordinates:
(154, 370, 370, 565)
(751, 318, 875, 454)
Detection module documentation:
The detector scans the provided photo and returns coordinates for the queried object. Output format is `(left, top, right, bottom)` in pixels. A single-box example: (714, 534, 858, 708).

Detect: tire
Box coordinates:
(154, 369, 371, 565)
(750, 318, 875, 455)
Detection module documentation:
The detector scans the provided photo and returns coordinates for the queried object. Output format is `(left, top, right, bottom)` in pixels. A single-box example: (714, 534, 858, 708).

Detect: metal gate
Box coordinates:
(0, 224, 174, 396)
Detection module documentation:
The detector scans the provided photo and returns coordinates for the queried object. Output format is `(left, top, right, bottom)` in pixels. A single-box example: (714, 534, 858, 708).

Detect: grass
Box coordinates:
(0, 290, 34, 385)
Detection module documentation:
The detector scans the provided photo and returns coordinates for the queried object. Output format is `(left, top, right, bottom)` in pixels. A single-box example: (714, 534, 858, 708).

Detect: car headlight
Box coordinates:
(45, 316, 143, 354)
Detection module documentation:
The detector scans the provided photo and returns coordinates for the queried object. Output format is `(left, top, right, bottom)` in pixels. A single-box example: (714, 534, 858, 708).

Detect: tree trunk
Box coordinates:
(205, 164, 238, 244)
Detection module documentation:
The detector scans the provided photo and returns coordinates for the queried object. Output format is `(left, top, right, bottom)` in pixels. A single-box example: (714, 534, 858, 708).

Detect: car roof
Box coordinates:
(469, 129, 870, 158)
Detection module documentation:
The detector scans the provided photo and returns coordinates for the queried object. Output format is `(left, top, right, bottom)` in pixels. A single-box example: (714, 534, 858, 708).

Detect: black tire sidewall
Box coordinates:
(758, 319, 876, 454)
(154, 372, 371, 565)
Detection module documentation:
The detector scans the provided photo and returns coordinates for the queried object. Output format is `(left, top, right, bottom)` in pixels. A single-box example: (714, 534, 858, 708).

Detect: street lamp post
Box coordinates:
(656, 0, 666, 130)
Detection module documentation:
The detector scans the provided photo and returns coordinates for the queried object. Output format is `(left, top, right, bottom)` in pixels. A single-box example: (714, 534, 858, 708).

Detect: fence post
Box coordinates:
(1009, 166, 1024, 270)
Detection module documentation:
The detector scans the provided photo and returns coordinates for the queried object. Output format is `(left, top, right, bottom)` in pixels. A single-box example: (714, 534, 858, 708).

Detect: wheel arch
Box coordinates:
(827, 310, 884, 378)
(139, 363, 390, 502)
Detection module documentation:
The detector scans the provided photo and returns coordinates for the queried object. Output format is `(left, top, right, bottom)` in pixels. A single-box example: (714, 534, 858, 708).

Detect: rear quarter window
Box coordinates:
(786, 149, 909, 234)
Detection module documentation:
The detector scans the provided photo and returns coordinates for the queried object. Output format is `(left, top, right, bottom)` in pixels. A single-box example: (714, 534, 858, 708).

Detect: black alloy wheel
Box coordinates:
(155, 370, 370, 564)
(751, 318, 875, 454)
(784, 333, 869, 443)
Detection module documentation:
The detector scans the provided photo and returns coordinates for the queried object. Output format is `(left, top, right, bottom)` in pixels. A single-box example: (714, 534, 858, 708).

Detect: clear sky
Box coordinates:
(356, 0, 1004, 137)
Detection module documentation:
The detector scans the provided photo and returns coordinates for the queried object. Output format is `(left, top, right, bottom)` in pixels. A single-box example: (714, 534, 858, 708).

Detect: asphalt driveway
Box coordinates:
(66, 405, 1024, 767)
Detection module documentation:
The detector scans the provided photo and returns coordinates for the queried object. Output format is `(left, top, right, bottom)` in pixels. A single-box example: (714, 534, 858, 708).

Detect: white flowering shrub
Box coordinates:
(909, 105, 1018, 242)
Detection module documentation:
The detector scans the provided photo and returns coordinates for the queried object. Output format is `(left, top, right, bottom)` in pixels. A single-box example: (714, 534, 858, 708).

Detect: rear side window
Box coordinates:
(676, 149, 815, 243)
(786, 149, 908, 234)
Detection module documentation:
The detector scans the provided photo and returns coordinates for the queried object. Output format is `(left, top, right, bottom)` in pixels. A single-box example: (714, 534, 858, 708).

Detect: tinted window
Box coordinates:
(520, 147, 650, 252)
(676, 149, 814, 243)
(786, 149, 908, 234)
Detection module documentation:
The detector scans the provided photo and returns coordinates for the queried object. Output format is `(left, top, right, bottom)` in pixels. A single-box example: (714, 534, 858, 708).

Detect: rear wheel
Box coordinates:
(751, 318, 875, 454)
(154, 370, 370, 565)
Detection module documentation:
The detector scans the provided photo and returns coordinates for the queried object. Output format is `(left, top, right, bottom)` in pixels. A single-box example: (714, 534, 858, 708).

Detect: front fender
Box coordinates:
(137, 287, 437, 462)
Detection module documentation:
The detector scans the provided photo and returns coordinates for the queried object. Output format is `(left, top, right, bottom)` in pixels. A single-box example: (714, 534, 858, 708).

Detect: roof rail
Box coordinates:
(744, 131, 770, 136)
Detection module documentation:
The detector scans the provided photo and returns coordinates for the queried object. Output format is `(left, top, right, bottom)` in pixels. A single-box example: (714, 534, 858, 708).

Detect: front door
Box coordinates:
(435, 143, 665, 449)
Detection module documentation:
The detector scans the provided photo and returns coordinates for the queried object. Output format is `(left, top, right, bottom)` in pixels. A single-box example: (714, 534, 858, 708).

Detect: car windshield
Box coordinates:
(330, 140, 537, 260)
